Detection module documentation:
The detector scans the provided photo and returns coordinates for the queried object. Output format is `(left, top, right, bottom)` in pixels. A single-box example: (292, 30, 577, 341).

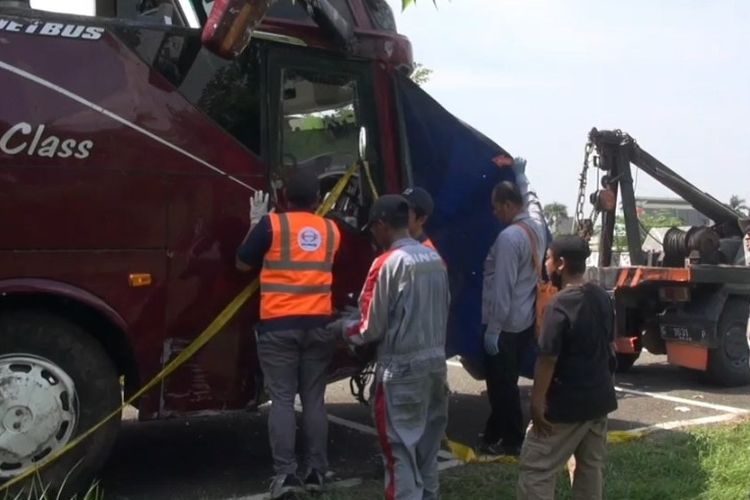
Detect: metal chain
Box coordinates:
(574, 138, 604, 240)
(588, 154, 602, 229)
(574, 140, 593, 233)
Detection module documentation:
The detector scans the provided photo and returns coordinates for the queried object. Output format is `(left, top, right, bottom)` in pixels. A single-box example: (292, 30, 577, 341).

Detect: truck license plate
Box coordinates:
(659, 324, 711, 344)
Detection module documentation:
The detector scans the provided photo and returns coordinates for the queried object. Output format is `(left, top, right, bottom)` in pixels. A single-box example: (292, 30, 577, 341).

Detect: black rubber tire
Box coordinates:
(0, 310, 121, 497)
(706, 298, 750, 387)
(615, 350, 641, 373)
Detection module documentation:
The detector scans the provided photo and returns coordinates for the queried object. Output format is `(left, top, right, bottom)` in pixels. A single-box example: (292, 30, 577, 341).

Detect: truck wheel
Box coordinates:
(706, 298, 750, 387)
(616, 351, 641, 373)
(0, 310, 121, 497)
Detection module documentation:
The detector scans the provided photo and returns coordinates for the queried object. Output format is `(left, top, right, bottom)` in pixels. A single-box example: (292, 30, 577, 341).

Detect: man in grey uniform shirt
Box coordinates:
(342, 194, 450, 500)
(481, 157, 548, 456)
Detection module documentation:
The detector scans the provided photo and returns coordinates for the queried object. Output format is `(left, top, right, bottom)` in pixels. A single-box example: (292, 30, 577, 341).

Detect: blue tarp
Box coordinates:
(394, 74, 515, 369)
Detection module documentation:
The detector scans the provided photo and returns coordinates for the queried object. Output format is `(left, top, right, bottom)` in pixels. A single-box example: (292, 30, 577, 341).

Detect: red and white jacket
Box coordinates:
(346, 237, 450, 376)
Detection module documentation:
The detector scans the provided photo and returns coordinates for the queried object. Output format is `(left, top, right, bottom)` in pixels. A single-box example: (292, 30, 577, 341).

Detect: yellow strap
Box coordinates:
(361, 159, 379, 200)
(0, 161, 362, 493)
(444, 429, 649, 466)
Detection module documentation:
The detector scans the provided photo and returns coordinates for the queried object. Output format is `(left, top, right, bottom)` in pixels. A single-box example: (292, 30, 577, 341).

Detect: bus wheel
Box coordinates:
(0, 310, 121, 497)
(706, 298, 750, 387)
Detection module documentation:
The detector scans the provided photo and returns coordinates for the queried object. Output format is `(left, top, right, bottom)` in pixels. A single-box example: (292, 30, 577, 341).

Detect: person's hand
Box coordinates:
(530, 396, 553, 437)
(341, 318, 360, 341)
(324, 316, 358, 342)
(512, 157, 529, 187)
(483, 329, 500, 356)
(342, 305, 360, 318)
(339, 317, 362, 353)
(249, 191, 273, 225)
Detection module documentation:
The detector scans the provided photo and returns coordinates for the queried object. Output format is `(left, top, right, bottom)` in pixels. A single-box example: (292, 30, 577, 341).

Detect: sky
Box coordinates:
(386, 0, 750, 211)
(27, 0, 750, 212)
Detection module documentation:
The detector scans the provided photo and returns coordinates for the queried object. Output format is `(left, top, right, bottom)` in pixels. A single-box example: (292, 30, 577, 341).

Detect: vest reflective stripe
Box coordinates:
(262, 260, 333, 271)
(260, 212, 340, 320)
(261, 284, 332, 294)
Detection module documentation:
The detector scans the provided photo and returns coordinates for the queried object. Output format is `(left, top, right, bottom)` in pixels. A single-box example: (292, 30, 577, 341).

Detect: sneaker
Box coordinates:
(477, 441, 522, 457)
(477, 441, 503, 456)
(269, 474, 304, 499)
(499, 443, 522, 457)
(304, 469, 325, 493)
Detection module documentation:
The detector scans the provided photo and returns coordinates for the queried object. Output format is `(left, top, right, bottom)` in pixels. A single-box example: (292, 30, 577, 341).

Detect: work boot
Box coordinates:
(269, 474, 304, 499)
(304, 469, 326, 493)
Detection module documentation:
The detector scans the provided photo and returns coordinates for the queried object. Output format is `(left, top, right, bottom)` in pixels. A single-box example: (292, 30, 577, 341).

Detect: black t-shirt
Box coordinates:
(538, 282, 618, 423)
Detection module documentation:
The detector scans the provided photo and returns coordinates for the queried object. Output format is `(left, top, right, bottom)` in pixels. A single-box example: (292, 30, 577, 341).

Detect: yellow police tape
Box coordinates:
(444, 429, 648, 466)
(0, 161, 366, 493)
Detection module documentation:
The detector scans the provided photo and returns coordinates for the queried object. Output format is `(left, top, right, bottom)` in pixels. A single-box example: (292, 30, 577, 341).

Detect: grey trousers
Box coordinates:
(373, 370, 449, 500)
(257, 328, 335, 476)
(517, 418, 608, 500)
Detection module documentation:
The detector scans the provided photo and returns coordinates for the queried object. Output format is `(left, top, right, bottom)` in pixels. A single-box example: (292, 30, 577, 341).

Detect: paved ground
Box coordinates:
(101, 352, 750, 500)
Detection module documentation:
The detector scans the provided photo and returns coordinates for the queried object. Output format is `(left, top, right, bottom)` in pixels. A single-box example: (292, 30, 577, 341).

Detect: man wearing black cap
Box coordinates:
(517, 235, 617, 500)
(236, 170, 341, 499)
(340, 194, 450, 500)
(403, 186, 437, 251)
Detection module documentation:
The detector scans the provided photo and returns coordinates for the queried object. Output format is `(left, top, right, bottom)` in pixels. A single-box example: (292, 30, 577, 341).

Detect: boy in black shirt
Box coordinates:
(517, 235, 617, 500)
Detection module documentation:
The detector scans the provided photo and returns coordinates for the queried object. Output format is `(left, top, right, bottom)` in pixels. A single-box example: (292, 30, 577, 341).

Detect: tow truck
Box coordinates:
(576, 128, 750, 387)
(0, 0, 515, 494)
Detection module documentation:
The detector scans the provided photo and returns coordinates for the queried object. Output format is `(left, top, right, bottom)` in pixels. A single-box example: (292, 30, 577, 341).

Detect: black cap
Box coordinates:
(368, 194, 410, 227)
(402, 187, 434, 218)
(286, 169, 319, 207)
(550, 234, 592, 260)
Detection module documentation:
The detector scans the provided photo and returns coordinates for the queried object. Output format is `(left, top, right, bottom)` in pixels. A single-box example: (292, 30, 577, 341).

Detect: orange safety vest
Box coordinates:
(260, 212, 340, 320)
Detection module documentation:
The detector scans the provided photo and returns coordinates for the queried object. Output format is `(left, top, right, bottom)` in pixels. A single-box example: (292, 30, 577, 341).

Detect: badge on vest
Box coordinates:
(298, 227, 322, 252)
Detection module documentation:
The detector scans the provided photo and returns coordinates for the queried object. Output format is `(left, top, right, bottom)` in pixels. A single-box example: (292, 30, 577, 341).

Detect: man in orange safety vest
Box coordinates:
(236, 170, 340, 499)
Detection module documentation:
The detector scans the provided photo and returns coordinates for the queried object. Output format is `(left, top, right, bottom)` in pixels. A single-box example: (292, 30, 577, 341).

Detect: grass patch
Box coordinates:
(322, 420, 750, 500)
(1, 480, 102, 500)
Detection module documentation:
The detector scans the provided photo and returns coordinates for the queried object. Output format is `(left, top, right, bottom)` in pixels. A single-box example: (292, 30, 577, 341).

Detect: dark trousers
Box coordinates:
(483, 326, 534, 447)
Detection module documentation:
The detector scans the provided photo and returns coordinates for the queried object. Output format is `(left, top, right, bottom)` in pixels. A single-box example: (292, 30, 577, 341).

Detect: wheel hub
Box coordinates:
(0, 355, 78, 478)
(3, 406, 33, 434)
(724, 325, 749, 368)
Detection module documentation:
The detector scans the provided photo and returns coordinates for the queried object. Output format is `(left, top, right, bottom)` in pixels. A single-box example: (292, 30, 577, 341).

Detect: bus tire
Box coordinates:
(0, 310, 121, 497)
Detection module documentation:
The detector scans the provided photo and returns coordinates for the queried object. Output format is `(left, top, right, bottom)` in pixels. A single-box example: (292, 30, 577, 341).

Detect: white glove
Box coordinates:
(513, 157, 529, 188)
(339, 306, 361, 340)
(343, 317, 359, 332)
(483, 329, 500, 356)
(325, 316, 360, 341)
(342, 305, 361, 318)
(249, 191, 272, 226)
